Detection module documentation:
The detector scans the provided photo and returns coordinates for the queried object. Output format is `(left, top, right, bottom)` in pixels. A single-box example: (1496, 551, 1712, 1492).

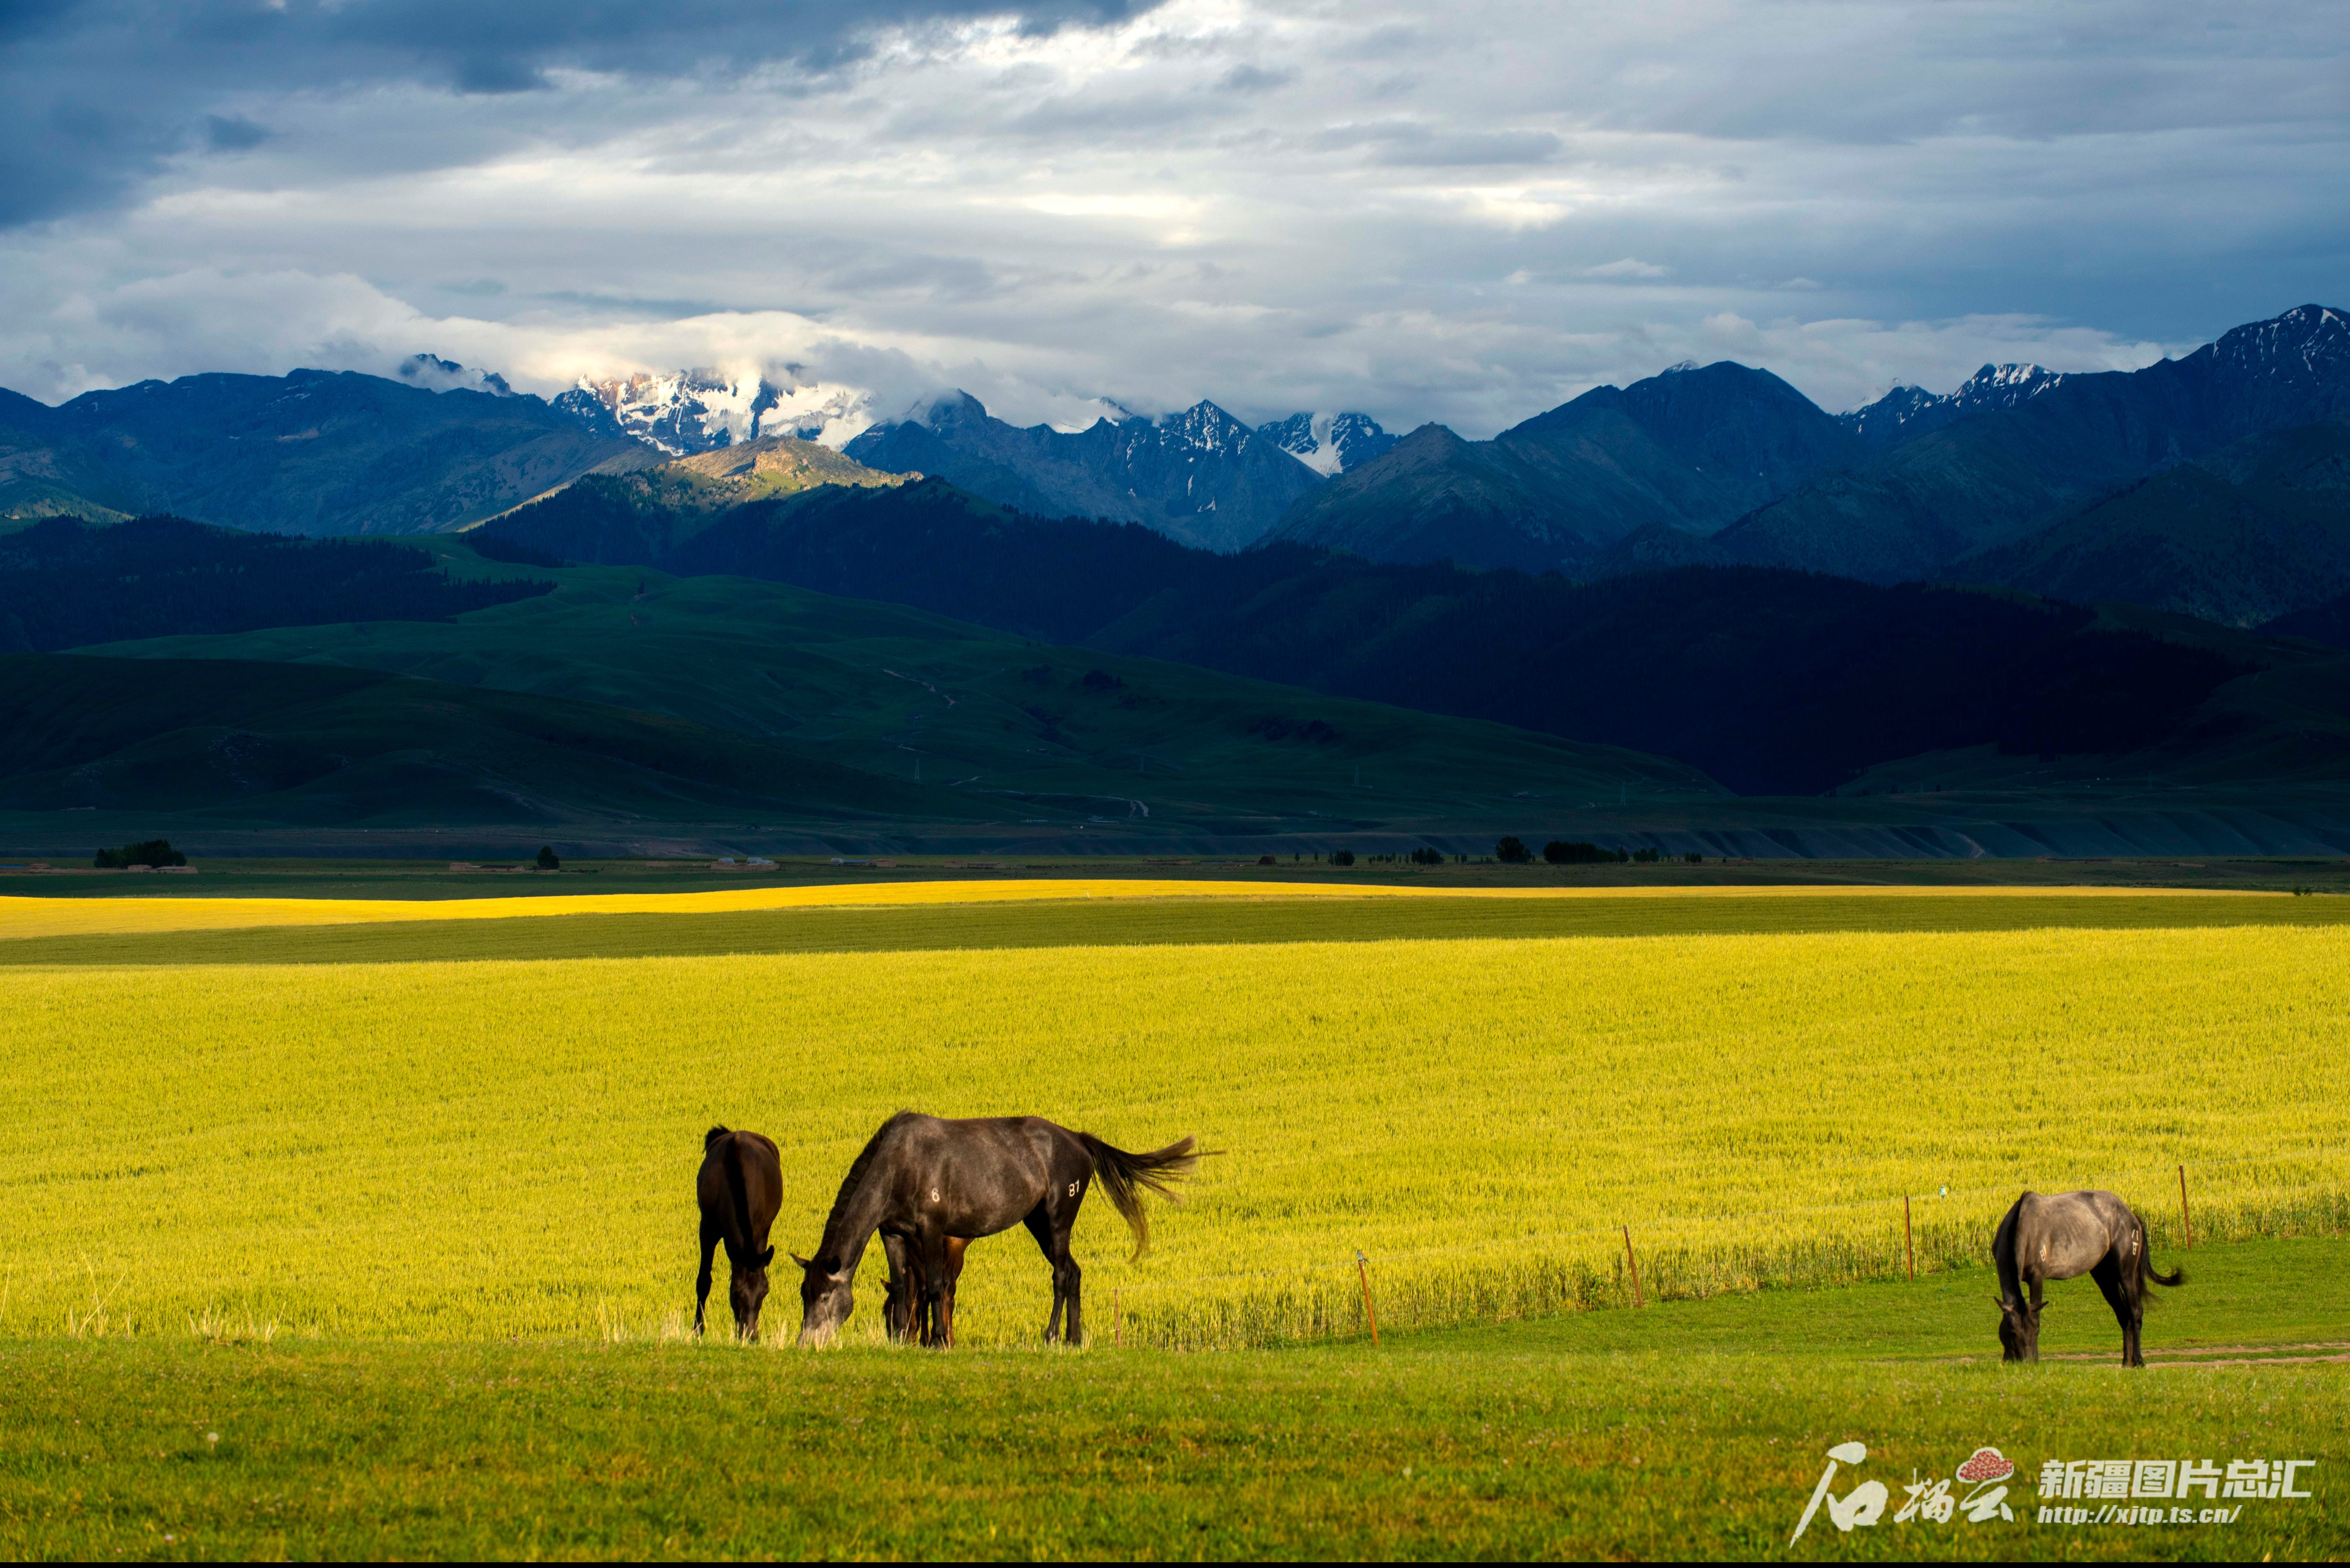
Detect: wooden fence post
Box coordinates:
(1622, 1225, 1644, 1308)
(1355, 1249, 1380, 1346)
(2179, 1165, 2193, 1249)
(1904, 1195, 1915, 1282)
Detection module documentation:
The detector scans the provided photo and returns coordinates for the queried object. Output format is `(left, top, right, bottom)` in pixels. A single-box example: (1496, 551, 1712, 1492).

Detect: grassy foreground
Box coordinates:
(1, 1239, 2339, 1561)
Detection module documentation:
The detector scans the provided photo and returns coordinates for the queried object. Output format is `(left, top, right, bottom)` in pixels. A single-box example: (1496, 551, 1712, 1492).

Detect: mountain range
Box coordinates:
(840, 392, 1337, 551)
(0, 363, 642, 535)
(1276, 304, 2350, 626)
(1270, 359, 1866, 570)
(5, 303, 2346, 625)
(1706, 306, 2350, 591)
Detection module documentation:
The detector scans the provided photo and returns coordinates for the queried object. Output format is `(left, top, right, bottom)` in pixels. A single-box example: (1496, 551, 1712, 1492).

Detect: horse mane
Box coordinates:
(820, 1110, 918, 1244)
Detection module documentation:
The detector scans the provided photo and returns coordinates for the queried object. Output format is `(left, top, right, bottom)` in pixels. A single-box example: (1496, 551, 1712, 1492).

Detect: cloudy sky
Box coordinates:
(3, 0, 2344, 435)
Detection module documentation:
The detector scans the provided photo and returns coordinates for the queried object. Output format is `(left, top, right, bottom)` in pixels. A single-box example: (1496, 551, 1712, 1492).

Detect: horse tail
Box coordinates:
(1075, 1132, 1202, 1261)
(2139, 1218, 2185, 1290)
(1991, 1195, 2025, 1305)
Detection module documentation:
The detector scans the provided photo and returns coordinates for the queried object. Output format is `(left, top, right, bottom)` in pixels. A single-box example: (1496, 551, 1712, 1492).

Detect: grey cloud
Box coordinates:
(0, 0, 1166, 224)
(202, 115, 270, 153)
(1218, 64, 1297, 93)
(1314, 120, 1559, 167)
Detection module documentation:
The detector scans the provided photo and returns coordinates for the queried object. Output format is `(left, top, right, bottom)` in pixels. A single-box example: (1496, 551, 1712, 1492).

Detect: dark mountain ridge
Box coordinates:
(1269, 360, 1864, 572)
(1840, 362, 2068, 447)
(844, 390, 1320, 551)
(1716, 305, 2350, 582)
(0, 367, 643, 536)
(1957, 416, 2350, 626)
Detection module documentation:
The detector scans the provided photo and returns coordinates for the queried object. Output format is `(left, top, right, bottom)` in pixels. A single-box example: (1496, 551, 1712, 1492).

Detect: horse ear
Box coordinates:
(759, 1245, 776, 1268)
(790, 1252, 813, 1271)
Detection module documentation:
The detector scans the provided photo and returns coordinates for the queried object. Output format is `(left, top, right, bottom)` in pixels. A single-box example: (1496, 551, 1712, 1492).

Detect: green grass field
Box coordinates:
(1, 884, 2342, 1558)
(3, 1239, 2338, 1560)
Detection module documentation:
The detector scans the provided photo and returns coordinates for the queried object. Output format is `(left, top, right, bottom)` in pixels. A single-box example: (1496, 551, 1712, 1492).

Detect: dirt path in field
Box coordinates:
(1943, 1341, 2350, 1367)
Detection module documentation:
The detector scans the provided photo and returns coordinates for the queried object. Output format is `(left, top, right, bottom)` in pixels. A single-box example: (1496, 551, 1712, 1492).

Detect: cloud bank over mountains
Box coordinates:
(2, 0, 2342, 434)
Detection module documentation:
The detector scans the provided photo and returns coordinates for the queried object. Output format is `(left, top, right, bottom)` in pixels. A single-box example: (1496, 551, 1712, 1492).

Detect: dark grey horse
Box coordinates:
(795, 1112, 1200, 1348)
(694, 1125, 783, 1340)
(1992, 1189, 2183, 1366)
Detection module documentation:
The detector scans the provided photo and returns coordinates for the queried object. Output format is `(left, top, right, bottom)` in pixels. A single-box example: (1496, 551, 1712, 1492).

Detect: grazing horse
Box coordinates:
(796, 1112, 1200, 1348)
(883, 1233, 968, 1345)
(695, 1126, 783, 1340)
(1992, 1189, 2184, 1367)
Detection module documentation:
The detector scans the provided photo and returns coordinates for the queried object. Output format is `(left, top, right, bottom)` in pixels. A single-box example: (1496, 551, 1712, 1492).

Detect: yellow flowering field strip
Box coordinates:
(0, 888, 2344, 968)
(0, 878, 2283, 940)
(2, 925, 2340, 1347)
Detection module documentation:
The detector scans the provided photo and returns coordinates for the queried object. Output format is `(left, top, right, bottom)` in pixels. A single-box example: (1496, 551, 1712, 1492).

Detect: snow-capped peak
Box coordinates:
(555, 367, 875, 453)
(1161, 400, 1251, 455)
(1840, 361, 2064, 445)
(2207, 303, 2350, 380)
(1258, 411, 1398, 475)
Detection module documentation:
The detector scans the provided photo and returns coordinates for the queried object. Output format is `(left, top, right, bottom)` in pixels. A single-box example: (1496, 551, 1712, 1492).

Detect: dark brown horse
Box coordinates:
(796, 1112, 1200, 1348)
(695, 1125, 782, 1340)
(1993, 1189, 2183, 1366)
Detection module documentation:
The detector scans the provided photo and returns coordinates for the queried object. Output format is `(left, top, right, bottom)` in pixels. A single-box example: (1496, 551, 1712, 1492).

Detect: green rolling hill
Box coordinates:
(66, 539, 1725, 839)
(0, 652, 966, 828)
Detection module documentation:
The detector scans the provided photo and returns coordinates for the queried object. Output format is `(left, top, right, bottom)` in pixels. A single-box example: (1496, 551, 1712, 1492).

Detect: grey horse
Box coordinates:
(1992, 1189, 2183, 1366)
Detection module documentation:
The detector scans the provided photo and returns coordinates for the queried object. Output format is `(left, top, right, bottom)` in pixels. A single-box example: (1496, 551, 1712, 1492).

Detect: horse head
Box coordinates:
(729, 1243, 776, 1341)
(1994, 1296, 2040, 1362)
(794, 1251, 854, 1346)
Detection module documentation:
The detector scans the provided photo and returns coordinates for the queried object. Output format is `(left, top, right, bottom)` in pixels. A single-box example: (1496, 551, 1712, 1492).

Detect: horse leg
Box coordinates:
(918, 1232, 952, 1349)
(1056, 1232, 1084, 1347)
(2091, 1251, 2137, 1367)
(939, 1237, 967, 1349)
(694, 1219, 720, 1336)
(2026, 1273, 2046, 1362)
(881, 1233, 913, 1344)
(1024, 1208, 1065, 1343)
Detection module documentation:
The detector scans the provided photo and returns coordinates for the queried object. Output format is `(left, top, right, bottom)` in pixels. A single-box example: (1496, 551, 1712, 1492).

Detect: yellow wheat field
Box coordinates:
(0, 878, 2264, 939)
(1, 924, 2342, 1347)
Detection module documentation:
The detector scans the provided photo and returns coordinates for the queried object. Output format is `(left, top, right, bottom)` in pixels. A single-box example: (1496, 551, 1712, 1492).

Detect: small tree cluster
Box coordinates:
(1495, 836, 1532, 863)
(1329, 849, 1355, 867)
(536, 845, 561, 870)
(93, 839, 185, 869)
